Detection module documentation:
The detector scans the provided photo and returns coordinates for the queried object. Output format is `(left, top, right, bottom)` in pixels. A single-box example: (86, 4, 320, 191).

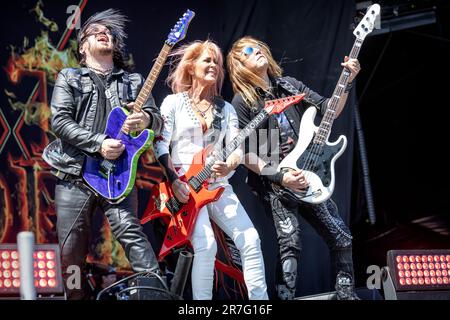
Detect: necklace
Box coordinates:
(192, 99, 213, 119)
(87, 65, 113, 75)
(89, 68, 113, 98)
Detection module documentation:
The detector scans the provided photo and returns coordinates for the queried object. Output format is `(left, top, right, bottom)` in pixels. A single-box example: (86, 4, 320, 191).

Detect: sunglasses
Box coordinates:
(81, 26, 113, 42)
(240, 45, 261, 57)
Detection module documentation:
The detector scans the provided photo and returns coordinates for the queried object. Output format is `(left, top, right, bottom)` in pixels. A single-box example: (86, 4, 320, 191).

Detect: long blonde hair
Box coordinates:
(226, 36, 282, 106)
(167, 40, 224, 96)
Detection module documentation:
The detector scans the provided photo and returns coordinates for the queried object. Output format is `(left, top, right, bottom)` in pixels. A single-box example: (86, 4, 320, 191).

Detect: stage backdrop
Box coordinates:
(0, 0, 356, 297)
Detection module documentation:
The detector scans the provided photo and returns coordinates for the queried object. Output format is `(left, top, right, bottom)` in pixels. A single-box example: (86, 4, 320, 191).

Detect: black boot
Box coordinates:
(276, 284, 296, 300)
(335, 271, 360, 300)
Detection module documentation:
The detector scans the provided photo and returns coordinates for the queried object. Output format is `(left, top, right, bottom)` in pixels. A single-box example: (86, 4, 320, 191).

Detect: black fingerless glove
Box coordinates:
(262, 163, 285, 186)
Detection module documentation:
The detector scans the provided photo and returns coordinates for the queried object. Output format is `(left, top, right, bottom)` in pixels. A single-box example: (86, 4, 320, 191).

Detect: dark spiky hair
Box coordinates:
(77, 8, 133, 71)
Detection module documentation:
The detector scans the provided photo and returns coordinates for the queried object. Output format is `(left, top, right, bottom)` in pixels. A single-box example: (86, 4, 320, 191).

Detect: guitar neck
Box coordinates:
(314, 38, 363, 144)
(133, 43, 172, 112)
(199, 109, 270, 180)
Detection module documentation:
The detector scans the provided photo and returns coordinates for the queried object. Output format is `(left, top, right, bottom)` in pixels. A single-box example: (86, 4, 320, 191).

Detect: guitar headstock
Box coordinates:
(166, 9, 195, 46)
(264, 94, 305, 115)
(353, 3, 380, 40)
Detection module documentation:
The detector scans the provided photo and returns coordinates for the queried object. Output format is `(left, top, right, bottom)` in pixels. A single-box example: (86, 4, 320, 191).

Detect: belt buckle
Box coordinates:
(52, 169, 69, 181)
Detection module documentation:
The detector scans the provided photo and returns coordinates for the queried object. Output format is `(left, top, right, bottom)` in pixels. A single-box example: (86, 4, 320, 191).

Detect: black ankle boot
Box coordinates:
(335, 271, 360, 300)
(276, 284, 296, 300)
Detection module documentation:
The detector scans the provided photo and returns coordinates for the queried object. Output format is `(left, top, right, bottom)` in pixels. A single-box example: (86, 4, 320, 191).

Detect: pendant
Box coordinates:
(105, 88, 112, 99)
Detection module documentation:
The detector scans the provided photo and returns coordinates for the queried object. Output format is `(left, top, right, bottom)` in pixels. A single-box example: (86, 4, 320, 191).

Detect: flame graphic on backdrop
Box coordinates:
(4, 31, 78, 129)
(0, 0, 163, 271)
(0, 2, 245, 298)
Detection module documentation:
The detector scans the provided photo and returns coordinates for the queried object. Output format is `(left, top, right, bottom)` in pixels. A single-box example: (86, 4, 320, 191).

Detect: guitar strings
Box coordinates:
(301, 69, 351, 187)
(195, 102, 274, 185)
(302, 54, 357, 185)
(298, 40, 361, 199)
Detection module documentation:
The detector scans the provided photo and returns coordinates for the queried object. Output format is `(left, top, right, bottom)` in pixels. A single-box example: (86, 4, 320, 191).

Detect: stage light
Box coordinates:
(0, 244, 63, 298)
(382, 249, 450, 300)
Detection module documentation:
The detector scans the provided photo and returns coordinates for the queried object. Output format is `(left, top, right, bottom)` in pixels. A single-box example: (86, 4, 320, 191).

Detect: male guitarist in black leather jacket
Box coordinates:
(42, 9, 163, 299)
(227, 36, 361, 300)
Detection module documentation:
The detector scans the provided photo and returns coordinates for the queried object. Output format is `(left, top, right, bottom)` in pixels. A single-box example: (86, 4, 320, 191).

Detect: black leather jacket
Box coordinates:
(43, 67, 163, 177)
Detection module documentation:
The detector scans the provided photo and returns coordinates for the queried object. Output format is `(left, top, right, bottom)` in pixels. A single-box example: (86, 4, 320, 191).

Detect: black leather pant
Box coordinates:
(55, 179, 159, 299)
(260, 179, 354, 299)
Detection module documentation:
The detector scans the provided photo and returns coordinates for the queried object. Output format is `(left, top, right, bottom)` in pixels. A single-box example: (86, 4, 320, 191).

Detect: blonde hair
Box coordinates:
(226, 36, 282, 106)
(167, 40, 224, 96)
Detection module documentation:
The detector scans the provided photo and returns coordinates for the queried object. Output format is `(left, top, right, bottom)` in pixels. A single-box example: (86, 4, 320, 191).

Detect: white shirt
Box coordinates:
(154, 92, 243, 180)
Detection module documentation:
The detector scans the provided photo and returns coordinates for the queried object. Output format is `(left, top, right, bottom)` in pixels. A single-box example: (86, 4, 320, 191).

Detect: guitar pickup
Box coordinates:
(166, 197, 182, 215)
(188, 176, 202, 193)
(99, 160, 116, 179)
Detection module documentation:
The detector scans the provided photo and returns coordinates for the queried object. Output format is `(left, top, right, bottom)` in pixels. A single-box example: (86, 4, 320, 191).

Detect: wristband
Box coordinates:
(263, 163, 285, 186)
(344, 81, 354, 93)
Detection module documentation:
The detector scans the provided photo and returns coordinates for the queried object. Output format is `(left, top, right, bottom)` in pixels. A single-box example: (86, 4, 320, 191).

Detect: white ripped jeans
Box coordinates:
(190, 183, 268, 300)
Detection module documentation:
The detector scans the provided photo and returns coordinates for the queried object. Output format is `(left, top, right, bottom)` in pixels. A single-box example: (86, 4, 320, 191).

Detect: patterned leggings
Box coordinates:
(259, 179, 354, 299)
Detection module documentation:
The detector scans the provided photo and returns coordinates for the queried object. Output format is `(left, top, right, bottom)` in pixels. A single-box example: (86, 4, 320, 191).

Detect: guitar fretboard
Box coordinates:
(133, 43, 172, 112)
(314, 38, 364, 144)
(195, 109, 270, 183)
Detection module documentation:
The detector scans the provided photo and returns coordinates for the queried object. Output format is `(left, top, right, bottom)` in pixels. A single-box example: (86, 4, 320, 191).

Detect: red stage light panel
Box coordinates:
(387, 250, 450, 291)
(0, 244, 63, 296)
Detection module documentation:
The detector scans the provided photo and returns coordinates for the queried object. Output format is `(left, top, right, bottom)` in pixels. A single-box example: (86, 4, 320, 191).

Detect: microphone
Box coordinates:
(17, 232, 37, 300)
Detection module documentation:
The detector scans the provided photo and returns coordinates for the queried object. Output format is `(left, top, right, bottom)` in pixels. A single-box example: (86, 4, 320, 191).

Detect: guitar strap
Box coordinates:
(122, 71, 131, 104)
(275, 77, 321, 110)
(275, 77, 301, 96)
(211, 97, 224, 133)
(205, 97, 225, 149)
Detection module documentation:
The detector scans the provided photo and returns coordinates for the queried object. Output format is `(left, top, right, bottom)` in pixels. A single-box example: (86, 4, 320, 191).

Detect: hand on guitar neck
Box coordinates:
(341, 55, 360, 83)
(171, 155, 239, 204)
(211, 152, 241, 179)
(332, 56, 361, 118)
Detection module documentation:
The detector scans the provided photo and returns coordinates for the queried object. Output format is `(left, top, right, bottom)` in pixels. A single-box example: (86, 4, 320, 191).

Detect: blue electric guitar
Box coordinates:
(82, 10, 195, 203)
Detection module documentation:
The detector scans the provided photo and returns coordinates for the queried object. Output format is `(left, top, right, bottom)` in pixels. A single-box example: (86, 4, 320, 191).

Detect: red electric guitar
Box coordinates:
(141, 94, 305, 259)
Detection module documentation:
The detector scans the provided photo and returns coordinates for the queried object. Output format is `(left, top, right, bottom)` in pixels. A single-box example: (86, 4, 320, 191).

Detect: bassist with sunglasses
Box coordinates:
(227, 36, 361, 300)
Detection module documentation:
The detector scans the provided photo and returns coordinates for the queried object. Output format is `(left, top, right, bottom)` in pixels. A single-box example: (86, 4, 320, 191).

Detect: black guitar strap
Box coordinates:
(275, 77, 301, 95)
(211, 97, 224, 132)
(122, 72, 131, 103)
(275, 77, 320, 110)
(204, 96, 225, 147)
